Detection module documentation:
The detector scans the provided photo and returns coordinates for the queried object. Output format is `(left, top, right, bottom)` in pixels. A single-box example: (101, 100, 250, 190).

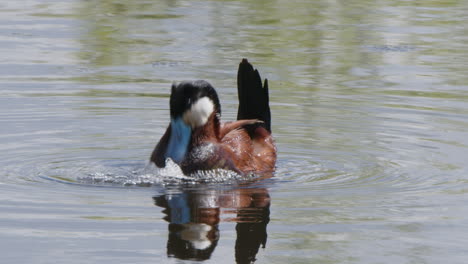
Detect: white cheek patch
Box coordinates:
(183, 97, 215, 128)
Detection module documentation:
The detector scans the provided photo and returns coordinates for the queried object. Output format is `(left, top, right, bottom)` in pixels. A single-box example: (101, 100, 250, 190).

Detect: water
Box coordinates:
(1, 0, 468, 263)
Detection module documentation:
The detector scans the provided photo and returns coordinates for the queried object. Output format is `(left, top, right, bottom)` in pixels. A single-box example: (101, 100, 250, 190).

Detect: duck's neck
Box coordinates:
(190, 113, 221, 146)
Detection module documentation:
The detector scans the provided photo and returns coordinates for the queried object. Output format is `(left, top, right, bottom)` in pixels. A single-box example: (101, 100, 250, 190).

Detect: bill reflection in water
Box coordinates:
(154, 187, 270, 262)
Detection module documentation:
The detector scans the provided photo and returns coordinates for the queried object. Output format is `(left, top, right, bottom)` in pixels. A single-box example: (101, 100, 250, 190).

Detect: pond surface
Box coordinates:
(1, 0, 468, 263)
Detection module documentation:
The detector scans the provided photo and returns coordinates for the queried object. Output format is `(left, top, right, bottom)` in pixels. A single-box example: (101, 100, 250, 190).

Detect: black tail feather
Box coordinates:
(237, 59, 271, 132)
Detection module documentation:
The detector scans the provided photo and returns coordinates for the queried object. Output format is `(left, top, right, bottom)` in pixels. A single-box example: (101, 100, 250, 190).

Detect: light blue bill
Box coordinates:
(165, 117, 191, 164)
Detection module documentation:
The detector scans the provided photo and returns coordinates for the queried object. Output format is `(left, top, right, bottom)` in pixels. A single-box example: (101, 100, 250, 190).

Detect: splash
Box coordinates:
(77, 159, 256, 187)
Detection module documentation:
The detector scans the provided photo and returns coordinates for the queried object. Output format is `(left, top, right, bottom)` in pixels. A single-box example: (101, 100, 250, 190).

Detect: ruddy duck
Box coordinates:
(150, 59, 276, 175)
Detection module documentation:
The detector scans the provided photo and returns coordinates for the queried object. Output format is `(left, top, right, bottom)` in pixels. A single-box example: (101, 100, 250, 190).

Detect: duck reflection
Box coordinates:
(153, 187, 270, 263)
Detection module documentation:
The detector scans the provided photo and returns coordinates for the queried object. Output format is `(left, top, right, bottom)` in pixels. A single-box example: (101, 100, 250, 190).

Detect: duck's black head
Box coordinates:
(170, 80, 221, 128)
(164, 80, 221, 164)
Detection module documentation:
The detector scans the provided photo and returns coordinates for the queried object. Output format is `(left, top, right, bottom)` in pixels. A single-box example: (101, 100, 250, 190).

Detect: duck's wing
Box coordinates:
(219, 119, 262, 139)
(150, 125, 171, 167)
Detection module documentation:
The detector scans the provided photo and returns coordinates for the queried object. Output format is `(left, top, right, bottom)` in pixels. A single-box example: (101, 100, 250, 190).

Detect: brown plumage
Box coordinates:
(150, 59, 276, 176)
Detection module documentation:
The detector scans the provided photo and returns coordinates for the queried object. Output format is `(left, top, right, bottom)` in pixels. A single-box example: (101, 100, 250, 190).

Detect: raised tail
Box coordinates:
(237, 59, 271, 132)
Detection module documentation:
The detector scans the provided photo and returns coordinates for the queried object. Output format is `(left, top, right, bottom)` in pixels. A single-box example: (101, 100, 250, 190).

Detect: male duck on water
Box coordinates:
(150, 59, 276, 176)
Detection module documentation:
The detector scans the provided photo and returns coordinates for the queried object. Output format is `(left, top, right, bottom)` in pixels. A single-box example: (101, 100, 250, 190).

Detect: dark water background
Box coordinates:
(1, 0, 468, 263)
